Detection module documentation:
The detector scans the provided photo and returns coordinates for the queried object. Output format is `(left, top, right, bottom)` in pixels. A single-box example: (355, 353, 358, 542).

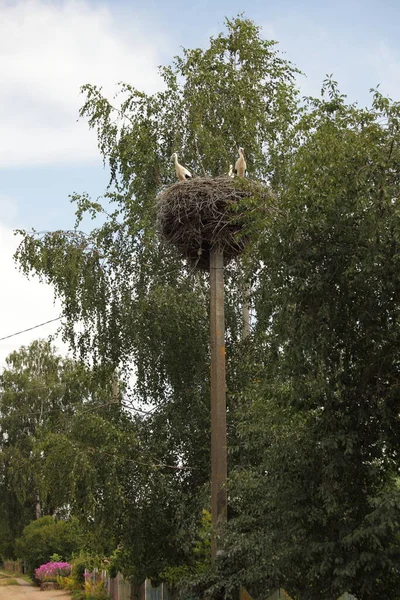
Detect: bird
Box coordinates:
(171, 152, 192, 181)
(228, 164, 234, 178)
(234, 147, 247, 177)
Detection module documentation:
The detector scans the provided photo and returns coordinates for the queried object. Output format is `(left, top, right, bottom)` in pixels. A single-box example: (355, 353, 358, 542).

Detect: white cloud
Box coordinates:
(0, 0, 165, 168)
(0, 217, 65, 369)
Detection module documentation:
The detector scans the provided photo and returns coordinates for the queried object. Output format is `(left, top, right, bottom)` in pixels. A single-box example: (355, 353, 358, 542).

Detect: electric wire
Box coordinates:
(0, 317, 61, 342)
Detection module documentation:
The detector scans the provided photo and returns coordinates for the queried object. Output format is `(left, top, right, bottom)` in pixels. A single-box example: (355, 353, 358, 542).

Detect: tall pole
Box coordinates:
(210, 246, 227, 559)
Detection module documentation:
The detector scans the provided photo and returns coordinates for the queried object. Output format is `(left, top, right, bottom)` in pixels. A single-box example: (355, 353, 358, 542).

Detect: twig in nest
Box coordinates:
(156, 176, 273, 270)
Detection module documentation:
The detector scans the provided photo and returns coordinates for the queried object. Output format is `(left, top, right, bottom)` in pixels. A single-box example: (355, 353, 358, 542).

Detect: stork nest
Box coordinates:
(156, 176, 272, 270)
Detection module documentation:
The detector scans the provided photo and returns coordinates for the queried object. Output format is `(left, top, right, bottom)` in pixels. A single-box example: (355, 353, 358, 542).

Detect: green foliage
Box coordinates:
(214, 81, 400, 600)
(72, 579, 110, 600)
(13, 16, 298, 584)
(56, 574, 77, 592)
(0, 577, 19, 586)
(67, 557, 112, 600)
(50, 553, 62, 562)
(15, 516, 82, 579)
(15, 15, 298, 371)
(0, 340, 118, 559)
(161, 508, 211, 595)
(10, 12, 400, 600)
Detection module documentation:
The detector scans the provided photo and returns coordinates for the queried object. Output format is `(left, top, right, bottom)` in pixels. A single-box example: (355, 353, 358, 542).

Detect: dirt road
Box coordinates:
(0, 582, 71, 600)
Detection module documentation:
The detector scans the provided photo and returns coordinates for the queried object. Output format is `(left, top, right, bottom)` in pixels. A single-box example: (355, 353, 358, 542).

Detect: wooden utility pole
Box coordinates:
(210, 246, 227, 559)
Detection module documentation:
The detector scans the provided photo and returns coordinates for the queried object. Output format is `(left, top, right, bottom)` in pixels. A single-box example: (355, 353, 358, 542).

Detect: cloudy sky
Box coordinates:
(1, 0, 400, 368)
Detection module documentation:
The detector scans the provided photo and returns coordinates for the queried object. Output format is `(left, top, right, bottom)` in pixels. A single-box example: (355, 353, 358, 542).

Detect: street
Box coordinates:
(0, 581, 70, 600)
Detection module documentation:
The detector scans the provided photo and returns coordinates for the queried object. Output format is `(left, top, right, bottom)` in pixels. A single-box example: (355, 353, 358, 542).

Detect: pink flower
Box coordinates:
(35, 561, 71, 582)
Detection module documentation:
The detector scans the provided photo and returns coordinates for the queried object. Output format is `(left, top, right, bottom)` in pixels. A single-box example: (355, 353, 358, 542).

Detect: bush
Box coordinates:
(71, 551, 108, 586)
(57, 575, 76, 591)
(74, 559, 86, 586)
(35, 561, 71, 582)
(73, 578, 110, 600)
(15, 516, 82, 579)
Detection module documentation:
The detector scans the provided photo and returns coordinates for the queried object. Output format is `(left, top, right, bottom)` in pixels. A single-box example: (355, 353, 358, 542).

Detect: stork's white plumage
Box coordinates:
(228, 164, 234, 178)
(171, 152, 192, 181)
(234, 147, 247, 177)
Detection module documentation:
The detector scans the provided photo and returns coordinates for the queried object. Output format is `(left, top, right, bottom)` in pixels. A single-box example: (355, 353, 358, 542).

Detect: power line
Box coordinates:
(0, 391, 155, 419)
(0, 399, 118, 421)
(0, 257, 205, 345)
(0, 317, 61, 343)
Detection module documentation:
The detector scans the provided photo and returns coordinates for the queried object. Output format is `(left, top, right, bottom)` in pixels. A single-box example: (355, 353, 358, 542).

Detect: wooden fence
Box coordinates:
(2, 560, 24, 573)
(1, 561, 358, 600)
(86, 569, 168, 600)
(90, 574, 358, 600)
(242, 587, 358, 600)
(80, 571, 362, 600)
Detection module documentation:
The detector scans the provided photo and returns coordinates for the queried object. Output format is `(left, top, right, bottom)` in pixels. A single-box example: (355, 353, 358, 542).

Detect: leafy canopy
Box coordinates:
(217, 81, 400, 600)
(15, 15, 298, 373)
(11, 13, 400, 600)
(13, 19, 299, 582)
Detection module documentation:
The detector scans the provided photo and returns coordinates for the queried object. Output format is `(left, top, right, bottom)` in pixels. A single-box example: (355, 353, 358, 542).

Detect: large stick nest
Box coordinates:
(156, 176, 272, 270)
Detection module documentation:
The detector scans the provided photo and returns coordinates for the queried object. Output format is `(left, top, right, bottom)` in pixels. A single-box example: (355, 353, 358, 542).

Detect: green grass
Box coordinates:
(0, 570, 32, 584)
(0, 578, 18, 585)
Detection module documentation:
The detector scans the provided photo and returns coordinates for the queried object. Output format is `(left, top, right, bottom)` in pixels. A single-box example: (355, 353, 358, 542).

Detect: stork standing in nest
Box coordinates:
(234, 147, 247, 177)
(171, 152, 192, 181)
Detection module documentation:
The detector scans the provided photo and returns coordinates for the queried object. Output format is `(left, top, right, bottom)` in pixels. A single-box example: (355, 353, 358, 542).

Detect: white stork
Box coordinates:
(228, 164, 234, 178)
(234, 147, 247, 177)
(171, 152, 192, 181)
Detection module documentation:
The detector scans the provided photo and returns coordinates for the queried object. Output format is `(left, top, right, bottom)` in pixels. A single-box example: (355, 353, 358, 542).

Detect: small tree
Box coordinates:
(0, 339, 116, 558)
(16, 516, 82, 578)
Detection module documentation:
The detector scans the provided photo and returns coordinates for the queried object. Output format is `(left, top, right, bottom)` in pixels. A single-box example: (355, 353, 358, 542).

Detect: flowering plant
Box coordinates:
(83, 579, 110, 599)
(35, 561, 71, 582)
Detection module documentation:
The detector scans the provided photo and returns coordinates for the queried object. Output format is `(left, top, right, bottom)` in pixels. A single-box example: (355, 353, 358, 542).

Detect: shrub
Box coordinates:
(71, 551, 107, 586)
(35, 561, 71, 582)
(72, 578, 110, 600)
(15, 516, 82, 578)
(57, 575, 76, 591)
